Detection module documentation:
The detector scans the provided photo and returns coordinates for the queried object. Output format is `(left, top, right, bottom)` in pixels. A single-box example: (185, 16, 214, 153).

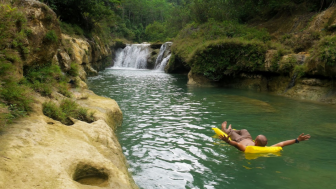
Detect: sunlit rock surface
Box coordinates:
(0, 90, 138, 189)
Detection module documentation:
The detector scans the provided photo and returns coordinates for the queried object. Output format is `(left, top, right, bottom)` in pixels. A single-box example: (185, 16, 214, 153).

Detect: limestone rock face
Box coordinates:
(57, 51, 72, 70)
(61, 34, 110, 79)
(0, 90, 138, 189)
(187, 70, 218, 87)
(147, 49, 160, 69)
(20, 0, 62, 66)
(62, 34, 91, 65)
(309, 6, 336, 32)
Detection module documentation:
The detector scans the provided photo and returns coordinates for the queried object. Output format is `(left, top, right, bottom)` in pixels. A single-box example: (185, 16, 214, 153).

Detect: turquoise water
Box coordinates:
(88, 69, 336, 189)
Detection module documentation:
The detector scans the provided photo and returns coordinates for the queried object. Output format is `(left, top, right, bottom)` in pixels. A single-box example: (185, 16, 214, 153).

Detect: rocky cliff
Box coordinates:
(0, 1, 137, 188)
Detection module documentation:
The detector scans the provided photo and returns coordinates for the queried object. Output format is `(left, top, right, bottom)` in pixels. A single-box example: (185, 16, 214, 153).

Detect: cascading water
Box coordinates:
(156, 54, 171, 71)
(154, 42, 172, 71)
(113, 44, 150, 69)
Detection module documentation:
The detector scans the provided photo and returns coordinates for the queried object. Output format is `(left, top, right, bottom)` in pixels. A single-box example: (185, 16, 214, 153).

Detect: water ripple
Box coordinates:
(89, 69, 336, 189)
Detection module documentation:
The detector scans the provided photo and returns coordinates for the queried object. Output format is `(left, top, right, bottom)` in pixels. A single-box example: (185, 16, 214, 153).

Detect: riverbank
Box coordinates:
(0, 89, 138, 188)
(0, 1, 138, 188)
(166, 5, 336, 104)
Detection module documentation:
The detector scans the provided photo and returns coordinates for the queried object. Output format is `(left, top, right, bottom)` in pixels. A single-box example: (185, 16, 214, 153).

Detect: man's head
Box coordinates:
(255, 135, 268, 146)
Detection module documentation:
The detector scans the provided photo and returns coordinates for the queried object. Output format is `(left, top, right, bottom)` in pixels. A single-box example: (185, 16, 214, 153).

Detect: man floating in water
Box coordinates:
(219, 121, 311, 152)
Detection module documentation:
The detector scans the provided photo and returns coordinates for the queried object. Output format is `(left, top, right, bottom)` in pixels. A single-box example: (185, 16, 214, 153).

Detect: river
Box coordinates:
(88, 68, 336, 189)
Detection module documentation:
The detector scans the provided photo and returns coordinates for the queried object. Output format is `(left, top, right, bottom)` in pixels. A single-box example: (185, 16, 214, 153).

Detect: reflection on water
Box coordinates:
(88, 69, 336, 189)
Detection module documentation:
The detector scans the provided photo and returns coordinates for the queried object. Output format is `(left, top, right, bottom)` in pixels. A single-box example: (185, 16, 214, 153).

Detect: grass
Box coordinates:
(24, 63, 71, 97)
(43, 99, 95, 125)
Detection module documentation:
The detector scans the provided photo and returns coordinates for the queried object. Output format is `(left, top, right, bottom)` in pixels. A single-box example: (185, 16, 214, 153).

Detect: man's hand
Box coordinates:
(272, 133, 311, 147)
(219, 135, 230, 143)
(219, 134, 246, 151)
(298, 133, 310, 142)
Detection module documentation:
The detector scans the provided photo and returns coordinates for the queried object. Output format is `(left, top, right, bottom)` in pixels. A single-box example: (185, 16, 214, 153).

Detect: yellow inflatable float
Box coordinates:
(212, 128, 282, 154)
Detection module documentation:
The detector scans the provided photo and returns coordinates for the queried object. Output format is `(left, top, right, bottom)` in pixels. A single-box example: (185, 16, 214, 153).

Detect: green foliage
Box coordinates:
(280, 31, 321, 53)
(0, 4, 34, 128)
(42, 101, 66, 123)
(188, 39, 267, 80)
(40, 0, 121, 40)
(44, 30, 58, 43)
(67, 62, 79, 77)
(293, 65, 306, 78)
(311, 36, 336, 66)
(0, 4, 29, 54)
(279, 55, 297, 73)
(0, 82, 32, 116)
(0, 62, 33, 125)
(0, 103, 11, 129)
(60, 22, 84, 36)
(270, 48, 293, 72)
(24, 63, 70, 97)
(42, 99, 95, 125)
(145, 21, 167, 42)
(58, 82, 72, 98)
(172, 20, 271, 64)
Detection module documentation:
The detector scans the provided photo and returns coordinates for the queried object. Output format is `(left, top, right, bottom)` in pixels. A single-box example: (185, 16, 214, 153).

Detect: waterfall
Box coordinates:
(155, 42, 173, 71)
(113, 44, 150, 69)
(156, 54, 171, 71)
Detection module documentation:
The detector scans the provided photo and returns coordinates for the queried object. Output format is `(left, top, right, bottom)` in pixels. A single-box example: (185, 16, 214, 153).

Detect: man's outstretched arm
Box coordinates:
(219, 135, 246, 152)
(271, 133, 311, 148)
